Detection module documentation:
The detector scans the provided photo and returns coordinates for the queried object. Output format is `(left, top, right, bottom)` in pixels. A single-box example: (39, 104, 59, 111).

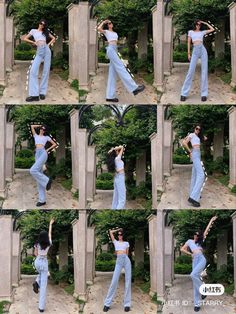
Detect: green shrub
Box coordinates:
(173, 51, 188, 62)
(22, 255, 35, 265)
(14, 49, 36, 60)
(174, 263, 192, 274)
(207, 264, 233, 285)
(174, 43, 188, 52)
(16, 42, 32, 51)
(132, 261, 150, 282)
(70, 79, 79, 92)
(21, 263, 37, 275)
(231, 185, 236, 194)
(16, 149, 34, 158)
(52, 52, 69, 70)
(95, 260, 116, 271)
(208, 56, 231, 74)
(47, 157, 72, 179)
(173, 154, 190, 164)
(97, 172, 113, 181)
(50, 265, 74, 284)
(96, 179, 113, 190)
(127, 180, 152, 201)
(204, 157, 229, 175)
(97, 252, 114, 261)
(175, 255, 192, 264)
(15, 156, 35, 168)
(98, 50, 109, 63)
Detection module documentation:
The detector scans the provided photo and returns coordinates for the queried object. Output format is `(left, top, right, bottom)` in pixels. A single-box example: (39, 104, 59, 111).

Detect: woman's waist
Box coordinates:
(35, 145, 46, 149)
(36, 40, 47, 47)
(192, 248, 204, 255)
(36, 255, 48, 259)
(116, 169, 125, 174)
(116, 252, 128, 256)
(192, 145, 200, 150)
(193, 41, 204, 47)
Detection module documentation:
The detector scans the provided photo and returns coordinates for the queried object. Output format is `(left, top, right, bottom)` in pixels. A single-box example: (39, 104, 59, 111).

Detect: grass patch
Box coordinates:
(220, 72, 231, 84)
(70, 79, 79, 92)
(140, 281, 150, 294)
(60, 178, 72, 191)
(224, 283, 234, 295)
(143, 73, 154, 85)
(64, 283, 74, 295)
(57, 69, 69, 81)
(0, 301, 11, 314)
(218, 174, 229, 187)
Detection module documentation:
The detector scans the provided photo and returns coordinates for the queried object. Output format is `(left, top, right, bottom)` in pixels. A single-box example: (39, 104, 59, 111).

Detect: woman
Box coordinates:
(103, 228, 132, 312)
(180, 20, 214, 102)
(33, 218, 55, 313)
(97, 19, 145, 102)
(23, 19, 56, 102)
(30, 124, 57, 207)
(180, 216, 217, 312)
(182, 125, 207, 207)
(107, 145, 126, 209)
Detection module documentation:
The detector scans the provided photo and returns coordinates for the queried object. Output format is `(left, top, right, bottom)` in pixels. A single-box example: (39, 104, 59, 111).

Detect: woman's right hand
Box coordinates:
(188, 53, 191, 62)
(50, 218, 55, 225)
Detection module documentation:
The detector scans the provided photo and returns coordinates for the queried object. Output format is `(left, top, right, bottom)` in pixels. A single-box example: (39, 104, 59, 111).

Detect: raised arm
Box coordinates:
(97, 19, 109, 33)
(109, 228, 121, 242)
(115, 145, 124, 157)
(23, 32, 36, 46)
(31, 124, 41, 136)
(203, 216, 217, 239)
(201, 21, 214, 34)
(48, 218, 55, 243)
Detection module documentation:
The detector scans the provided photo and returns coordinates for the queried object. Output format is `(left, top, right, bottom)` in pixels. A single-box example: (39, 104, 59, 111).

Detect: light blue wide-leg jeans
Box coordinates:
(104, 254, 132, 308)
(106, 45, 138, 99)
(34, 256, 49, 310)
(112, 173, 126, 210)
(189, 149, 205, 202)
(181, 44, 208, 97)
(190, 253, 206, 307)
(29, 45, 52, 96)
(30, 148, 49, 203)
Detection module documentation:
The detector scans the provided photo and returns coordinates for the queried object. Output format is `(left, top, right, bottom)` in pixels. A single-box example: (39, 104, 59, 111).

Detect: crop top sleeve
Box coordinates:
(185, 239, 202, 251)
(103, 30, 118, 42)
(188, 133, 200, 146)
(113, 240, 129, 251)
(34, 134, 51, 146)
(29, 29, 46, 42)
(188, 30, 207, 42)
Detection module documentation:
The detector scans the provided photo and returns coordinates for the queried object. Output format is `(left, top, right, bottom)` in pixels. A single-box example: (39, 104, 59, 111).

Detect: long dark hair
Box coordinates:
(193, 19, 203, 31)
(39, 19, 50, 43)
(37, 230, 50, 250)
(193, 124, 204, 143)
(102, 19, 111, 30)
(35, 124, 49, 136)
(195, 229, 204, 247)
(107, 150, 116, 172)
(116, 228, 128, 241)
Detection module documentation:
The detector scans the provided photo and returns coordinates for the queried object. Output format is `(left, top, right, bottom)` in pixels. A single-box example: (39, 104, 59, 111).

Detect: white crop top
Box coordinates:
(185, 239, 203, 251)
(34, 134, 51, 146)
(115, 155, 124, 171)
(104, 30, 118, 42)
(113, 240, 129, 251)
(29, 29, 46, 42)
(188, 133, 200, 146)
(188, 30, 207, 42)
(35, 240, 52, 256)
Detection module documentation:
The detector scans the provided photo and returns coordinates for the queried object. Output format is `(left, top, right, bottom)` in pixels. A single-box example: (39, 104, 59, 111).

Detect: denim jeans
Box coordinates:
(112, 173, 126, 209)
(189, 149, 205, 202)
(104, 254, 132, 308)
(181, 44, 208, 97)
(30, 148, 49, 203)
(34, 256, 48, 310)
(190, 253, 206, 307)
(28, 45, 51, 96)
(106, 45, 138, 99)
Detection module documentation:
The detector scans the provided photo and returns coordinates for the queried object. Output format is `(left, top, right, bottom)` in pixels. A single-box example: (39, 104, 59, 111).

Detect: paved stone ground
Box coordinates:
(160, 62, 236, 105)
(157, 164, 236, 210)
(162, 275, 235, 314)
(89, 189, 145, 210)
(2, 169, 79, 210)
(9, 275, 79, 314)
(85, 63, 157, 104)
(84, 272, 157, 314)
(0, 61, 78, 105)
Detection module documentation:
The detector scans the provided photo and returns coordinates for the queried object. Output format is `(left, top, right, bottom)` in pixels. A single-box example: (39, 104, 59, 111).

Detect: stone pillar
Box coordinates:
(215, 19, 225, 58)
(134, 231, 144, 266)
(72, 210, 87, 300)
(12, 231, 20, 287)
(136, 151, 146, 186)
(0, 0, 6, 85)
(6, 122, 15, 181)
(56, 125, 66, 164)
(164, 120, 173, 176)
(0, 215, 13, 301)
(232, 211, 236, 297)
(229, 2, 236, 87)
(228, 107, 236, 188)
(89, 19, 98, 75)
(164, 16, 173, 75)
(78, 129, 88, 209)
(150, 132, 158, 209)
(59, 234, 68, 271)
(70, 109, 79, 192)
(156, 210, 165, 300)
(165, 226, 174, 286)
(86, 227, 95, 284)
(148, 214, 157, 294)
(6, 17, 14, 71)
(213, 123, 224, 160)
(217, 230, 228, 270)
(0, 105, 6, 198)
(152, 2, 164, 91)
(87, 145, 96, 202)
(156, 105, 164, 190)
(138, 22, 148, 60)
(67, 3, 90, 90)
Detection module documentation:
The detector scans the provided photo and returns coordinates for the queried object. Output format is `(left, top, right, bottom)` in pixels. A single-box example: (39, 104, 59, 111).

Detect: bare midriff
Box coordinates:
(35, 144, 45, 148)
(192, 248, 203, 255)
(193, 40, 203, 46)
(116, 250, 127, 255)
(108, 40, 117, 45)
(192, 144, 200, 149)
(36, 40, 46, 46)
(116, 169, 124, 174)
